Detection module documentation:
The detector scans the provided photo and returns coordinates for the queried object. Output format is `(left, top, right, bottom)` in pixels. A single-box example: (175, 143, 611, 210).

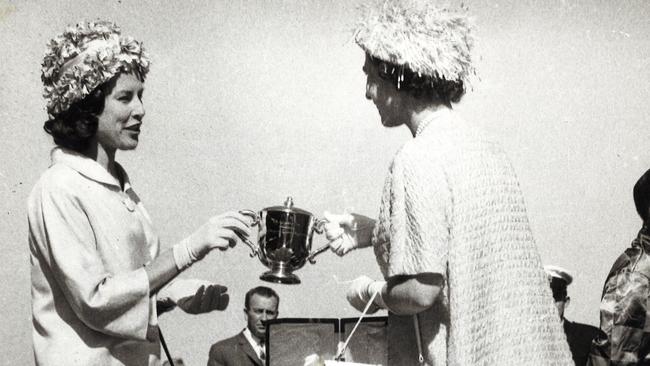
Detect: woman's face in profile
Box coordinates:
(95, 72, 145, 152)
(363, 55, 403, 128)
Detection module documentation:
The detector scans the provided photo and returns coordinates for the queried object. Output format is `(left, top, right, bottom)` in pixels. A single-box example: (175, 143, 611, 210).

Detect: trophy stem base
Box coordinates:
(260, 265, 301, 284)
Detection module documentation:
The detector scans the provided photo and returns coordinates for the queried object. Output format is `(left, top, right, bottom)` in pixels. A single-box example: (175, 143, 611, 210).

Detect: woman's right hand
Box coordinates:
(323, 211, 360, 256)
(323, 211, 377, 256)
(185, 211, 253, 260)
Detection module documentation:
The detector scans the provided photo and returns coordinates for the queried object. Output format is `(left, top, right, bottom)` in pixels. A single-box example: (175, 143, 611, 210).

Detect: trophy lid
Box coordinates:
(263, 196, 312, 216)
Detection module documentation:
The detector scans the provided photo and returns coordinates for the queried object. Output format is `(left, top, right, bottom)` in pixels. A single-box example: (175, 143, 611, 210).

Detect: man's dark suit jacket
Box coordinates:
(207, 331, 263, 366)
(564, 319, 600, 366)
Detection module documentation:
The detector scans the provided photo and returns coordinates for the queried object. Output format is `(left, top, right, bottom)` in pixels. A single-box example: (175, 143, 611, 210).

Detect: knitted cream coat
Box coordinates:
(372, 108, 573, 365)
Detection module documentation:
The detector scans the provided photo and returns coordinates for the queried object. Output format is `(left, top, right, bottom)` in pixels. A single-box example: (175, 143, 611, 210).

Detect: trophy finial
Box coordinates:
(284, 196, 294, 209)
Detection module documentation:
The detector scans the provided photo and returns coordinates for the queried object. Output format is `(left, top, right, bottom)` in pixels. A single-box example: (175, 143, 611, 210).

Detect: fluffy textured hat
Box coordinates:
(354, 0, 476, 84)
(41, 21, 150, 116)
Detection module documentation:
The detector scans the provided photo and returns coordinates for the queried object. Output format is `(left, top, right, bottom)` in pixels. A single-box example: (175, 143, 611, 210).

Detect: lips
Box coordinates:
(124, 125, 141, 133)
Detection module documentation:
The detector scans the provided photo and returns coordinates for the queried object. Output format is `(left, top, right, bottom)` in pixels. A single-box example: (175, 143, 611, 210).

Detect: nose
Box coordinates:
(132, 97, 145, 120)
(260, 313, 269, 321)
(365, 79, 374, 101)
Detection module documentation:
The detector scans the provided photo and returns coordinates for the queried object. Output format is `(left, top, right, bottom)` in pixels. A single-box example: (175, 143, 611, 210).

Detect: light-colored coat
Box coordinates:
(28, 148, 161, 366)
(373, 109, 574, 365)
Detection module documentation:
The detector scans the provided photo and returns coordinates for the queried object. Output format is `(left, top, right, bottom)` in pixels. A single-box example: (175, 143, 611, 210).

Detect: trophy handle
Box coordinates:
(239, 209, 261, 258)
(308, 218, 329, 264)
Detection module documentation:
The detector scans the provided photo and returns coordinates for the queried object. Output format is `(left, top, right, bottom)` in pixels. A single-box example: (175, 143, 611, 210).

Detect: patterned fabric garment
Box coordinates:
(588, 227, 650, 366)
(372, 108, 574, 365)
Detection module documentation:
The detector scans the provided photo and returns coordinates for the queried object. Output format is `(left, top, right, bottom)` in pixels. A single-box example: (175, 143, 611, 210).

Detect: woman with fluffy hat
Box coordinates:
(323, 1, 574, 364)
(29, 21, 253, 365)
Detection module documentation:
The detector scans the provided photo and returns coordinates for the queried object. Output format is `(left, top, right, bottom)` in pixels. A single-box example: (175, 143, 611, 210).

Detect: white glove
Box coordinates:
(346, 275, 387, 314)
(323, 211, 359, 256)
(303, 354, 325, 366)
(173, 211, 253, 269)
(162, 279, 229, 314)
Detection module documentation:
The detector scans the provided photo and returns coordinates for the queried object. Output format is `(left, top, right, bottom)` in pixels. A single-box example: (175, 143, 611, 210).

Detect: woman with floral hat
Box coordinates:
(28, 21, 252, 365)
(323, 0, 574, 364)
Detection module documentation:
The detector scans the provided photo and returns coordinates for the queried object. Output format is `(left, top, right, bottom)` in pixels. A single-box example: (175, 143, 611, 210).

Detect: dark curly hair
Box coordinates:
(634, 168, 650, 224)
(368, 54, 465, 105)
(43, 74, 120, 152)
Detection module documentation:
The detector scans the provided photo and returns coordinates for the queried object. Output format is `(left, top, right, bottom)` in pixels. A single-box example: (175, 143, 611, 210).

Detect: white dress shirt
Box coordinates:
(243, 327, 266, 363)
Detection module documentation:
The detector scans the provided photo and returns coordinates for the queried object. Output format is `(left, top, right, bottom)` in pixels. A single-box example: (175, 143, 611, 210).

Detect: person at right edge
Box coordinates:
(322, 0, 573, 364)
(588, 169, 650, 366)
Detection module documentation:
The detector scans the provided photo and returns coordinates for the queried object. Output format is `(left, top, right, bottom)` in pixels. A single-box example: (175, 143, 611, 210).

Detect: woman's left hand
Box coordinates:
(176, 283, 229, 314)
(346, 275, 387, 313)
(161, 279, 229, 314)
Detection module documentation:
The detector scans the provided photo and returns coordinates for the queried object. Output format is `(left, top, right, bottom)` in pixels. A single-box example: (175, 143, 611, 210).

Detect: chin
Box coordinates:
(377, 111, 396, 127)
(380, 118, 400, 128)
(119, 139, 139, 151)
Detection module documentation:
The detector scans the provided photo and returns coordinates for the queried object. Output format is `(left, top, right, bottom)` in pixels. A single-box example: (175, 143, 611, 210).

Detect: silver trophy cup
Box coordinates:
(240, 197, 329, 284)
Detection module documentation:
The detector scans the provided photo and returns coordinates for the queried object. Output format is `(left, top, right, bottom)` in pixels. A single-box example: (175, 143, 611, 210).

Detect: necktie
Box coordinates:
(259, 348, 266, 365)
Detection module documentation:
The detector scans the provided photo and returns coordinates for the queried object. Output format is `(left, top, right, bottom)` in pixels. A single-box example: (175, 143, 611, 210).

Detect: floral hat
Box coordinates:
(354, 0, 476, 85)
(41, 21, 150, 117)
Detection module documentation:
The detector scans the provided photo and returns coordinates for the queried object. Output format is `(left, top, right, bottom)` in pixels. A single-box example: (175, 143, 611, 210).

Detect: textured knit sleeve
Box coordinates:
(383, 145, 452, 278)
(588, 252, 650, 365)
(28, 183, 151, 341)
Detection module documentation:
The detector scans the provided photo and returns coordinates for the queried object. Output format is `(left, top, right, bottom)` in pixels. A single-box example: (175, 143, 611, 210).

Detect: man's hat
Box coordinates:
(544, 265, 573, 286)
(544, 265, 573, 301)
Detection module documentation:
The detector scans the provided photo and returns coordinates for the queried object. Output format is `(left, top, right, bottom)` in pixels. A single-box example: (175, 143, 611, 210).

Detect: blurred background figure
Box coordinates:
(207, 286, 279, 366)
(588, 169, 650, 366)
(545, 265, 600, 366)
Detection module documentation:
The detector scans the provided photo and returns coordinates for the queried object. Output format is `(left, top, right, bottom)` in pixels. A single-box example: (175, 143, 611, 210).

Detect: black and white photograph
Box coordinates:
(1, 0, 649, 365)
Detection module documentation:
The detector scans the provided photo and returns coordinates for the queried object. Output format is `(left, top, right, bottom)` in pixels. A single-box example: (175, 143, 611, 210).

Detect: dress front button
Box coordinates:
(121, 194, 136, 212)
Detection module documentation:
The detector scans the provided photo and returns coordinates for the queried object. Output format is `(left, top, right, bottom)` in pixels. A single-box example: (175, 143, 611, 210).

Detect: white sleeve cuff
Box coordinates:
(369, 280, 388, 310)
(172, 240, 195, 270)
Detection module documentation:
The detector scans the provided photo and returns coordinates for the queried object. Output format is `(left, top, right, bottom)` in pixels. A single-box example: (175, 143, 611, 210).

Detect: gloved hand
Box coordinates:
(346, 275, 387, 314)
(173, 211, 253, 269)
(163, 279, 229, 314)
(323, 211, 359, 256)
(177, 284, 229, 314)
(303, 354, 325, 366)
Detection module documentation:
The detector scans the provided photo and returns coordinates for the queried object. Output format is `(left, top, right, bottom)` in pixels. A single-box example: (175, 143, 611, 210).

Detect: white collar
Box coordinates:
(243, 327, 265, 359)
(51, 147, 131, 191)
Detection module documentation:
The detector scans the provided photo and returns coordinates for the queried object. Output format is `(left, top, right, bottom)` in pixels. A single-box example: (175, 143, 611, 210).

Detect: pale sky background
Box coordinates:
(1, 1, 650, 365)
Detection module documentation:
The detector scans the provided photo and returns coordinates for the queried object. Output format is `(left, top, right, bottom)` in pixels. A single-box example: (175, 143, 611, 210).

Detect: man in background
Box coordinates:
(207, 286, 279, 366)
(545, 265, 600, 365)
